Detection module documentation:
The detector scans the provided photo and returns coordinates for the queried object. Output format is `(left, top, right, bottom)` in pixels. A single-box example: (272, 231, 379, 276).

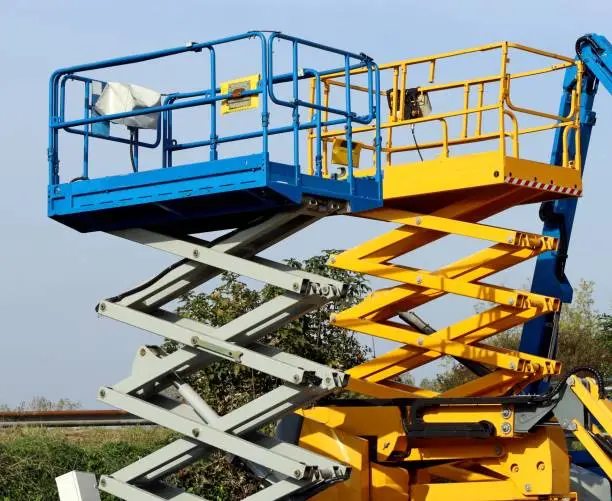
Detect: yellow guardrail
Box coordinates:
(307, 42, 583, 177)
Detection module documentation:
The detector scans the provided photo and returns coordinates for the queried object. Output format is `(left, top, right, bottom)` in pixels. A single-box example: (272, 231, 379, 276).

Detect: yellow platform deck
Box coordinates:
(370, 151, 582, 214)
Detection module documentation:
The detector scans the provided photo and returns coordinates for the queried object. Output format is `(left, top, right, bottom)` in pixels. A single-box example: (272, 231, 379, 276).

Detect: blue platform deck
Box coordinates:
(48, 154, 382, 233)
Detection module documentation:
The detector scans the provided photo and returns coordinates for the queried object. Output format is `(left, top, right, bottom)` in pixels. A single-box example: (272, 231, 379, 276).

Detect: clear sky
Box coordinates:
(0, 0, 610, 408)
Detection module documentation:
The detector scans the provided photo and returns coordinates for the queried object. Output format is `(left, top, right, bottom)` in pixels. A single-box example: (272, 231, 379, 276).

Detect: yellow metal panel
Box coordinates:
(410, 480, 526, 501)
(370, 463, 409, 501)
(299, 419, 370, 501)
(299, 407, 402, 437)
(380, 151, 505, 199)
(503, 156, 582, 191)
(349, 153, 583, 204)
(405, 441, 503, 462)
(427, 464, 497, 482)
(331, 137, 363, 168)
(479, 427, 571, 496)
(346, 377, 424, 399)
(441, 370, 533, 398)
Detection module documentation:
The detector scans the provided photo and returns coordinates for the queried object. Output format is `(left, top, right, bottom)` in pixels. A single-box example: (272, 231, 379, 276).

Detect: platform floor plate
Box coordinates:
(48, 154, 382, 233)
(360, 151, 583, 214)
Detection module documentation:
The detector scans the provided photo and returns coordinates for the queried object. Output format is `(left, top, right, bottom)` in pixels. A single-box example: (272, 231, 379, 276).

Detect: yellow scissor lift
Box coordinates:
(290, 42, 610, 500)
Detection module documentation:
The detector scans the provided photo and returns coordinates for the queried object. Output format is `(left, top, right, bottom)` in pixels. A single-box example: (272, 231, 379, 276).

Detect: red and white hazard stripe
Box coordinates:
(504, 176, 582, 196)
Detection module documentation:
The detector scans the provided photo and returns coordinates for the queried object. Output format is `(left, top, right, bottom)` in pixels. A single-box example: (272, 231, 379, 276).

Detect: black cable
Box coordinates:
(543, 365, 606, 400)
(575, 35, 603, 95)
(129, 127, 138, 173)
(410, 124, 424, 162)
(576, 35, 600, 61)
(101, 258, 190, 306)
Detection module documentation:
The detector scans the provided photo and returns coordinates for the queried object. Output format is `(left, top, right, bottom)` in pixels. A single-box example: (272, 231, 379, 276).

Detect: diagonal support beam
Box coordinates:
(114, 212, 318, 312)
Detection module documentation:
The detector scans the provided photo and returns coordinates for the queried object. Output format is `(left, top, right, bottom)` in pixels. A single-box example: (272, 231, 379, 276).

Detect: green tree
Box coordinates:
(420, 279, 611, 393)
(599, 312, 612, 356)
(0, 397, 81, 413)
(164, 250, 371, 499)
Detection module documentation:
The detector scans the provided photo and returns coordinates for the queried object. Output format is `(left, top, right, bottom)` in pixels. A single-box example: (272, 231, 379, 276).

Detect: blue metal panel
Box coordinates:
(49, 154, 268, 217)
(48, 154, 382, 233)
(570, 449, 606, 478)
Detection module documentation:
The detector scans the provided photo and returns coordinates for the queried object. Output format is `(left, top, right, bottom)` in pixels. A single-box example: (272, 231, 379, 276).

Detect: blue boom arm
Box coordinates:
(520, 33, 612, 389)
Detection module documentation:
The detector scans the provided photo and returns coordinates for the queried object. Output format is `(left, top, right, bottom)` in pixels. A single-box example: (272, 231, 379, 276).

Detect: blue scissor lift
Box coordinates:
(50, 32, 385, 501)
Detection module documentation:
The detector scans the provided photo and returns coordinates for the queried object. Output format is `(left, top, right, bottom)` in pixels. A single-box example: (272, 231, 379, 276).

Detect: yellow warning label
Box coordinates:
(220, 74, 260, 114)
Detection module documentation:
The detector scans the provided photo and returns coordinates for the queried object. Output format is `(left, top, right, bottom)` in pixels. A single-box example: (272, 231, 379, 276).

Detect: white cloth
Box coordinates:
(94, 82, 161, 130)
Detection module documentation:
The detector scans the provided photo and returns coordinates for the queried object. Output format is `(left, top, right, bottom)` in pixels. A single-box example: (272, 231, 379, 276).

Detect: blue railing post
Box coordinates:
(292, 40, 300, 185)
(315, 74, 323, 177)
(49, 71, 61, 185)
(83, 80, 91, 179)
(209, 47, 218, 162)
(344, 55, 354, 195)
(167, 104, 174, 167)
(374, 64, 383, 198)
(162, 106, 169, 168)
(258, 32, 269, 182)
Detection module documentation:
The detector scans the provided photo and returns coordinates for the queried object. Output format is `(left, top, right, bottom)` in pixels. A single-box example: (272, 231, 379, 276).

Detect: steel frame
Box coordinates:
(74, 200, 358, 501)
(328, 200, 563, 401)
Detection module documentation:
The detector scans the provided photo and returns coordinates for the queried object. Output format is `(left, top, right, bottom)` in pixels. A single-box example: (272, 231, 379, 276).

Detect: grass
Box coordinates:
(0, 427, 261, 501)
(0, 427, 172, 501)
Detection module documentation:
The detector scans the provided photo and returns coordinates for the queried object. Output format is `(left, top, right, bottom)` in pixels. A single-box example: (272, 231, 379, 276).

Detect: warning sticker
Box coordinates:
(220, 74, 260, 114)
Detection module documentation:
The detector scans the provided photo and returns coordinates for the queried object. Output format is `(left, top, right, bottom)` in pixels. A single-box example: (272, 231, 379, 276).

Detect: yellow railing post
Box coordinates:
(428, 59, 436, 83)
(439, 119, 449, 157)
(574, 61, 583, 172)
(476, 83, 484, 136)
(399, 64, 408, 119)
(498, 42, 509, 158)
(322, 83, 330, 177)
(503, 110, 520, 158)
(307, 78, 316, 175)
(387, 66, 399, 166)
(462, 83, 470, 138)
